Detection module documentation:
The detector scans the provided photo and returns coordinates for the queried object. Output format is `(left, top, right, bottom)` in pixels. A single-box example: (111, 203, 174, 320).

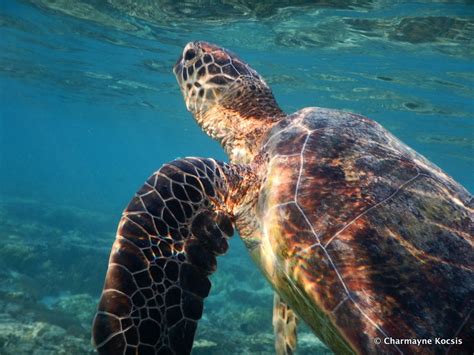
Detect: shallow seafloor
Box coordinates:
(0, 1, 473, 354)
(0, 199, 326, 354)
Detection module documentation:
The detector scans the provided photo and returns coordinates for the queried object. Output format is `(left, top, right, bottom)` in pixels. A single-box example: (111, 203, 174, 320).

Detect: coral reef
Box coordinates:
(0, 200, 110, 354)
(0, 199, 329, 354)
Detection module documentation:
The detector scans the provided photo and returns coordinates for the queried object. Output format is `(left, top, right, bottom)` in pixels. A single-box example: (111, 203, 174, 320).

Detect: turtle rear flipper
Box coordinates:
(92, 158, 245, 354)
(273, 293, 299, 355)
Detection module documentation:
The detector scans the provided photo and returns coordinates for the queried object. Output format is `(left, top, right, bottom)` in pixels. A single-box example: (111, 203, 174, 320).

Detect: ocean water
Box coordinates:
(0, 0, 473, 354)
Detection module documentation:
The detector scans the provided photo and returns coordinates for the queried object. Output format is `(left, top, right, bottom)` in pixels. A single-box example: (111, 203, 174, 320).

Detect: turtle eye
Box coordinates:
(184, 49, 196, 61)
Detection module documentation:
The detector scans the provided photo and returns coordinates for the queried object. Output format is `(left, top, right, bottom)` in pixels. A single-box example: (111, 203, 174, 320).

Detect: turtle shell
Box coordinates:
(255, 107, 473, 354)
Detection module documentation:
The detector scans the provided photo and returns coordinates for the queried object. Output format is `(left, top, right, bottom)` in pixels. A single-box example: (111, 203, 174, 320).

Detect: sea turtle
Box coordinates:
(92, 41, 473, 354)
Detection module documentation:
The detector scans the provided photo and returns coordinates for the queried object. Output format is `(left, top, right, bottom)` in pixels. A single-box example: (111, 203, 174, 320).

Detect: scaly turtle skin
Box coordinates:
(92, 42, 473, 355)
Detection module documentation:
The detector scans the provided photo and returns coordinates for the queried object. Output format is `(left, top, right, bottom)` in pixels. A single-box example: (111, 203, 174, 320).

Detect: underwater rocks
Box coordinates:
(0, 200, 111, 354)
(0, 199, 330, 354)
(0, 208, 111, 296)
(0, 291, 95, 354)
(0, 320, 92, 355)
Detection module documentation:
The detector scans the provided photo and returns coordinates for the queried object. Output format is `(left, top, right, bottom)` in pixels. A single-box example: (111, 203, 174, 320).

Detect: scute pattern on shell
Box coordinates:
(259, 107, 473, 354)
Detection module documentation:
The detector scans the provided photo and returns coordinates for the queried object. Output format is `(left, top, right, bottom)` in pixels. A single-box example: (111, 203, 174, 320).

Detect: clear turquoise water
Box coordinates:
(0, 1, 473, 354)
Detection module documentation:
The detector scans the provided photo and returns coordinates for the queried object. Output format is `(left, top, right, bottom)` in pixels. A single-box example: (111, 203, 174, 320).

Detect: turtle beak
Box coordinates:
(173, 54, 183, 83)
(173, 53, 190, 110)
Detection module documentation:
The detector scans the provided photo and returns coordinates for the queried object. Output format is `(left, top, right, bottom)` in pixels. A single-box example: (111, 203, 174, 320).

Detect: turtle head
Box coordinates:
(173, 41, 284, 163)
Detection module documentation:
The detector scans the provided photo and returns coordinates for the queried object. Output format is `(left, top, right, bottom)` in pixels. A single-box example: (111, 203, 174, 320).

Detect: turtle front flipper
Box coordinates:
(92, 158, 246, 354)
(273, 293, 299, 355)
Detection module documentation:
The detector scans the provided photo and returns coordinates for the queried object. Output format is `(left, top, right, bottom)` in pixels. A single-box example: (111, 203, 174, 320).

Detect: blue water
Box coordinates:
(0, 1, 473, 354)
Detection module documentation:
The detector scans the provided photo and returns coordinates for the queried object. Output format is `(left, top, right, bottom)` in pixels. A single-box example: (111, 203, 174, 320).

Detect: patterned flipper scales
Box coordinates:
(273, 293, 298, 355)
(92, 158, 241, 355)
